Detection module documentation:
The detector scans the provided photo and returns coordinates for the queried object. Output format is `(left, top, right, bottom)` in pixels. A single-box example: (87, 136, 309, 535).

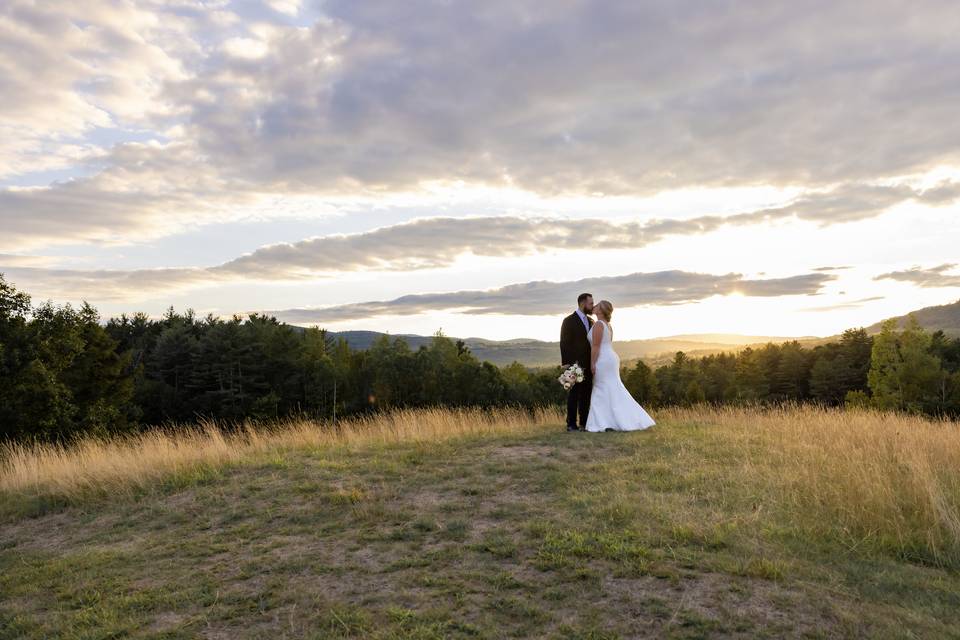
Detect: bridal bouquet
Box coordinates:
(558, 363, 585, 390)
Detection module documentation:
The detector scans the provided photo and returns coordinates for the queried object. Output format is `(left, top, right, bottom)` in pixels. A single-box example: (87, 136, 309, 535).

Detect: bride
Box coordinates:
(585, 300, 656, 433)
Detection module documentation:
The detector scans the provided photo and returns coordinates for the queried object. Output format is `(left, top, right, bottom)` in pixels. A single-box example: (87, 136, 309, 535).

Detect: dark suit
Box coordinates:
(560, 311, 593, 428)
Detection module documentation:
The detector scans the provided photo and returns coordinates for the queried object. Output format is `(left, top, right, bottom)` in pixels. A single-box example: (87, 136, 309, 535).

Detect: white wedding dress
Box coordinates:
(585, 320, 656, 432)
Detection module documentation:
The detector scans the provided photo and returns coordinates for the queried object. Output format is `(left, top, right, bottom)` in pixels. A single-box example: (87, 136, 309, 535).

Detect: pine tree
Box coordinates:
(60, 303, 137, 436)
(772, 341, 811, 400)
(734, 347, 768, 401)
(623, 359, 659, 405)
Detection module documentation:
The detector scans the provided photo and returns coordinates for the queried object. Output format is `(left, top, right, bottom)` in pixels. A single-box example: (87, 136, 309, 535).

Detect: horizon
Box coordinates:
(3, 1, 960, 342)
(14, 289, 949, 346)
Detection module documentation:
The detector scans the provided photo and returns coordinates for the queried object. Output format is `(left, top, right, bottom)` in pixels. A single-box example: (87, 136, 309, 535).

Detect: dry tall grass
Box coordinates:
(3, 403, 959, 566)
(0, 406, 561, 509)
(653, 404, 960, 566)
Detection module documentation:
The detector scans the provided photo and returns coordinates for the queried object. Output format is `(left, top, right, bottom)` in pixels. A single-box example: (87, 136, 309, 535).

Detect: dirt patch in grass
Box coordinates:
(597, 570, 838, 638)
(487, 443, 559, 462)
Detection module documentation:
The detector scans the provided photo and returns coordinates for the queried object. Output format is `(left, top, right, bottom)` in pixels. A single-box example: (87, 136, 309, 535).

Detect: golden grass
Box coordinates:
(0, 406, 561, 508)
(651, 404, 960, 566)
(3, 403, 959, 566)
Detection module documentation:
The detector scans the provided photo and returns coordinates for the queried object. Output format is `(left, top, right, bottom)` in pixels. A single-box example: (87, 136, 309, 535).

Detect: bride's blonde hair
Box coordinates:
(596, 300, 613, 321)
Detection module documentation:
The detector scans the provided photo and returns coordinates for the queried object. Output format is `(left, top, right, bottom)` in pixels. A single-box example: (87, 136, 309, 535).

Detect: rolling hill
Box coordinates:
(313, 298, 960, 368)
(327, 330, 819, 368)
(866, 298, 960, 335)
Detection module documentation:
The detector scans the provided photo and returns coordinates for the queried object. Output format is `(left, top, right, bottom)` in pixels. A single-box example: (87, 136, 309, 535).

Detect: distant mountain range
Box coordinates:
(865, 298, 960, 336)
(318, 298, 960, 368)
(326, 330, 819, 368)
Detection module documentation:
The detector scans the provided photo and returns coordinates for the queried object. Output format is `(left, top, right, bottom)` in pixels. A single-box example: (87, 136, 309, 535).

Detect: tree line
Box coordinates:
(0, 275, 566, 442)
(620, 320, 960, 416)
(2, 274, 958, 443)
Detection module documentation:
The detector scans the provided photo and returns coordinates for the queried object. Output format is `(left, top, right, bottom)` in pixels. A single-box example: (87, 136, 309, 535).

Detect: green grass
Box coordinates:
(2, 419, 960, 639)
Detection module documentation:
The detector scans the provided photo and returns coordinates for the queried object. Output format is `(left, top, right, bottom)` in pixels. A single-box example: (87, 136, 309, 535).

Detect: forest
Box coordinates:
(2, 273, 959, 443)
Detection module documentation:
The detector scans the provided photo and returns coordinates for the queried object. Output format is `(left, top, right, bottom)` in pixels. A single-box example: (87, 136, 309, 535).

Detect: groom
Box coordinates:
(560, 293, 594, 432)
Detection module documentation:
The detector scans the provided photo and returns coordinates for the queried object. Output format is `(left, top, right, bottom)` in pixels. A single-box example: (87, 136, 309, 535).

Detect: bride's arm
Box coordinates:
(590, 323, 602, 375)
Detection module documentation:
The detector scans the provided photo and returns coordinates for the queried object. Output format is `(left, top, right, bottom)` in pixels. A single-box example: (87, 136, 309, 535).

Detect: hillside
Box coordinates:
(324, 299, 960, 368)
(328, 330, 819, 368)
(866, 298, 960, 335)
(2, 406, 958, 638)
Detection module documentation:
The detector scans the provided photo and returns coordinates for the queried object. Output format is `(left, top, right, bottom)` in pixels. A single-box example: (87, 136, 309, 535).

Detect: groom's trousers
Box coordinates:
(566, 377, 592, 428)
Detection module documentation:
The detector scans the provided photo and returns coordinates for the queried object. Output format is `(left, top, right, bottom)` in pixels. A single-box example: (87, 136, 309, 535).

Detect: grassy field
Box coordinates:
(2, 405, 959, 639)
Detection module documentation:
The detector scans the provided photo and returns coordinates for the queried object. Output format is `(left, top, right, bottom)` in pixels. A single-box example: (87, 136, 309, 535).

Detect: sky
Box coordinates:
(2, 0, 960, 341)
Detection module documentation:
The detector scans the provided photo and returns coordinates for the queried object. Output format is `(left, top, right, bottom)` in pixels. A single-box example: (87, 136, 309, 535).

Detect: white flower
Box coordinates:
(559, 363, 585, 388)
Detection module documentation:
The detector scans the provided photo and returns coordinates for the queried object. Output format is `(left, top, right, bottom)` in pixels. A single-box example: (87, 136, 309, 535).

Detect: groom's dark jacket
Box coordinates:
(560, 311, 593, 377)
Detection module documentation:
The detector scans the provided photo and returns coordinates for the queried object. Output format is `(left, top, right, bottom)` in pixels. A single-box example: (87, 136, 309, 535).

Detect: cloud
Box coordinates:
(743, 184, 912, 224)
(0, 0, 199, 177)
(914, 181, 960, 205)
(3, 1, 960, 254)
(0, 254, 59, 268)
(177, 0, 960, 195)
(0, 265, 212, 302)
(800, 296, 886, 312)
(4, 174, 956, 296)
(812, 266, 853, 272)
(113, 180, 960, 276)
(265, 0, 304, 17)
(874, 264, 960, 288)
(7, 174, 932, 253)
(269, 270, 836, 323)
(213, 214, 695, 278)
(0, 141, 262, 251)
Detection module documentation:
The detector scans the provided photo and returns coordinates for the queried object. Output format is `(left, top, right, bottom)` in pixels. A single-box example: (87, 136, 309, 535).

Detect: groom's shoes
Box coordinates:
(566, 424, 580, 432)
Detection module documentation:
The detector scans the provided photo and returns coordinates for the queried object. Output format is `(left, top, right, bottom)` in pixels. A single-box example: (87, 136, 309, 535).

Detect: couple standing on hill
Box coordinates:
(560, 293, 656, 433)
